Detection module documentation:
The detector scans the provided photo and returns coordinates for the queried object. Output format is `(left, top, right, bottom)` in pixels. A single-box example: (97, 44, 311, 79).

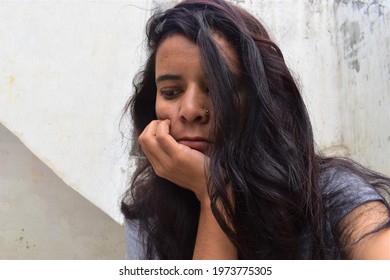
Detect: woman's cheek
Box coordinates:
(155, 103, 172, 120)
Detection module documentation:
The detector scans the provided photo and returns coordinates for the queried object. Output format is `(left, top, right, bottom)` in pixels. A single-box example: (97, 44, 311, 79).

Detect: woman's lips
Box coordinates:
(177, 139, 209, 153)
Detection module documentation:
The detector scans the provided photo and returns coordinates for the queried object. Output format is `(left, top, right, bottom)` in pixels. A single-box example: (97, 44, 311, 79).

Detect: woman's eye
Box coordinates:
(160, 89, 182, 99)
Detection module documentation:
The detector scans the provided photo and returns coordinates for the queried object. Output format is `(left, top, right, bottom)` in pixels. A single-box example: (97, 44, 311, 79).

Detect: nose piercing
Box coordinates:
(203, 107, 209, 116)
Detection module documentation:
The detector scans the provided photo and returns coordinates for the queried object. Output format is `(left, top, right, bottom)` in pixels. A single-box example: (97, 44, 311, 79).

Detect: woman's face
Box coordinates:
(155, 33, 238, 154)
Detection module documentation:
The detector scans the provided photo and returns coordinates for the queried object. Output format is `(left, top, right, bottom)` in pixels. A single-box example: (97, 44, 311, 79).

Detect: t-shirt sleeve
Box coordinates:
(321, 166, 384, 231)
(124, 219, 147, 260)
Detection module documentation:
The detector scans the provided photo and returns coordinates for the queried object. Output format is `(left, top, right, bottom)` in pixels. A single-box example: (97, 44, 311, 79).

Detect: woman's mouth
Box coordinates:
(177, 138, 210, 153)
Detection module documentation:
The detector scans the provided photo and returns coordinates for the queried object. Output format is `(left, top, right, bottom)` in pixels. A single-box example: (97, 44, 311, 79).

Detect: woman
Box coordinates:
(121, 0, 390, 259)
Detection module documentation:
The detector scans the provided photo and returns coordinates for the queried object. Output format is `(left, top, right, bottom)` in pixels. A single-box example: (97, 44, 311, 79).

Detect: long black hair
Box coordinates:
(121, 0, 390, 259)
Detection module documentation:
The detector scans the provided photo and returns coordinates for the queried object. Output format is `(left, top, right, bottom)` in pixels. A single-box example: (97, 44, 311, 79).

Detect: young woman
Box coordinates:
(121, 0, 390, 259)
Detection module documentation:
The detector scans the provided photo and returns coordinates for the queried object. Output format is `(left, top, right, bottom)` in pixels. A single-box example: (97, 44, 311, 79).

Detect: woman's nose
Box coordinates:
(179, 85, 209, 124)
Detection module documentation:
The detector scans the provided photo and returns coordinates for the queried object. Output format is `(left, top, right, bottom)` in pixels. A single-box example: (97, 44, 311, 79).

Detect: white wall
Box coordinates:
(0, 0, 154, 223)
(0, 0, 389, 224)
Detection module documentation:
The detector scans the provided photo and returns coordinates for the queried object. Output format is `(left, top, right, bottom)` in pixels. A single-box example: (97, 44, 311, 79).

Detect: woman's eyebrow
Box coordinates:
(156, 74, 182, 83)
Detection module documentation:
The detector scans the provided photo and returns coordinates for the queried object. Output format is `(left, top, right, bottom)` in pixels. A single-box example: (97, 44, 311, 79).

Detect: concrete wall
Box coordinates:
(0, 0, 389, 237)
(0, 123, 124, 259)
(237, 0, 390, 175)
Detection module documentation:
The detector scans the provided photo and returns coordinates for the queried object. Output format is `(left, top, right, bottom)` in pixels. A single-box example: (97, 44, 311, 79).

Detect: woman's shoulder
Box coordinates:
(316, 159, 390, 258)
(318, 159, 385, 227)
(319, 163, 375, 194)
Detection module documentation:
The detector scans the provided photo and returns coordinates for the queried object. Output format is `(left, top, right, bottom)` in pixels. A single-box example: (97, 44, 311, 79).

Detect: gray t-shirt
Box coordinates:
(124, 165, 385, 259)
(124, 219, 148, 259)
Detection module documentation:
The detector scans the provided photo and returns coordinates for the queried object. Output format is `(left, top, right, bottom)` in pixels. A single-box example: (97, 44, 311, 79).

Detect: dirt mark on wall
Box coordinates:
(340, 20, 364, 73)
(8, 75, 15, 87)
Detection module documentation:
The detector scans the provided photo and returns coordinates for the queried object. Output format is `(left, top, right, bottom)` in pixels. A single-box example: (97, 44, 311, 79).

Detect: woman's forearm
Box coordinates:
(192, 200, 238, 260)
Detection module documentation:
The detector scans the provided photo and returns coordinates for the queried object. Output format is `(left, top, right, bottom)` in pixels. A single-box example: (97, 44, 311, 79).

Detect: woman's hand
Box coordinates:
(139, 119, 237, 259)
(138, 119, 209, 202)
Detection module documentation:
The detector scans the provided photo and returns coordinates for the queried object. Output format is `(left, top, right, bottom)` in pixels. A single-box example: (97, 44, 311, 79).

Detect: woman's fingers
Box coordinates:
(154, 119, 177, 154)
(139, 120, 176, 177)
(139, 120, 158, 141)
(138, 121, 167, 167)
(138, 120, 208, 199)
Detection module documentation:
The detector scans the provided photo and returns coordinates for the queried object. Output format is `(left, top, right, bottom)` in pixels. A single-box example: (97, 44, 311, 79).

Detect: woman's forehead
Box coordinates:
(156, 31, 240, 75)
(211, 31, 240, 74)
